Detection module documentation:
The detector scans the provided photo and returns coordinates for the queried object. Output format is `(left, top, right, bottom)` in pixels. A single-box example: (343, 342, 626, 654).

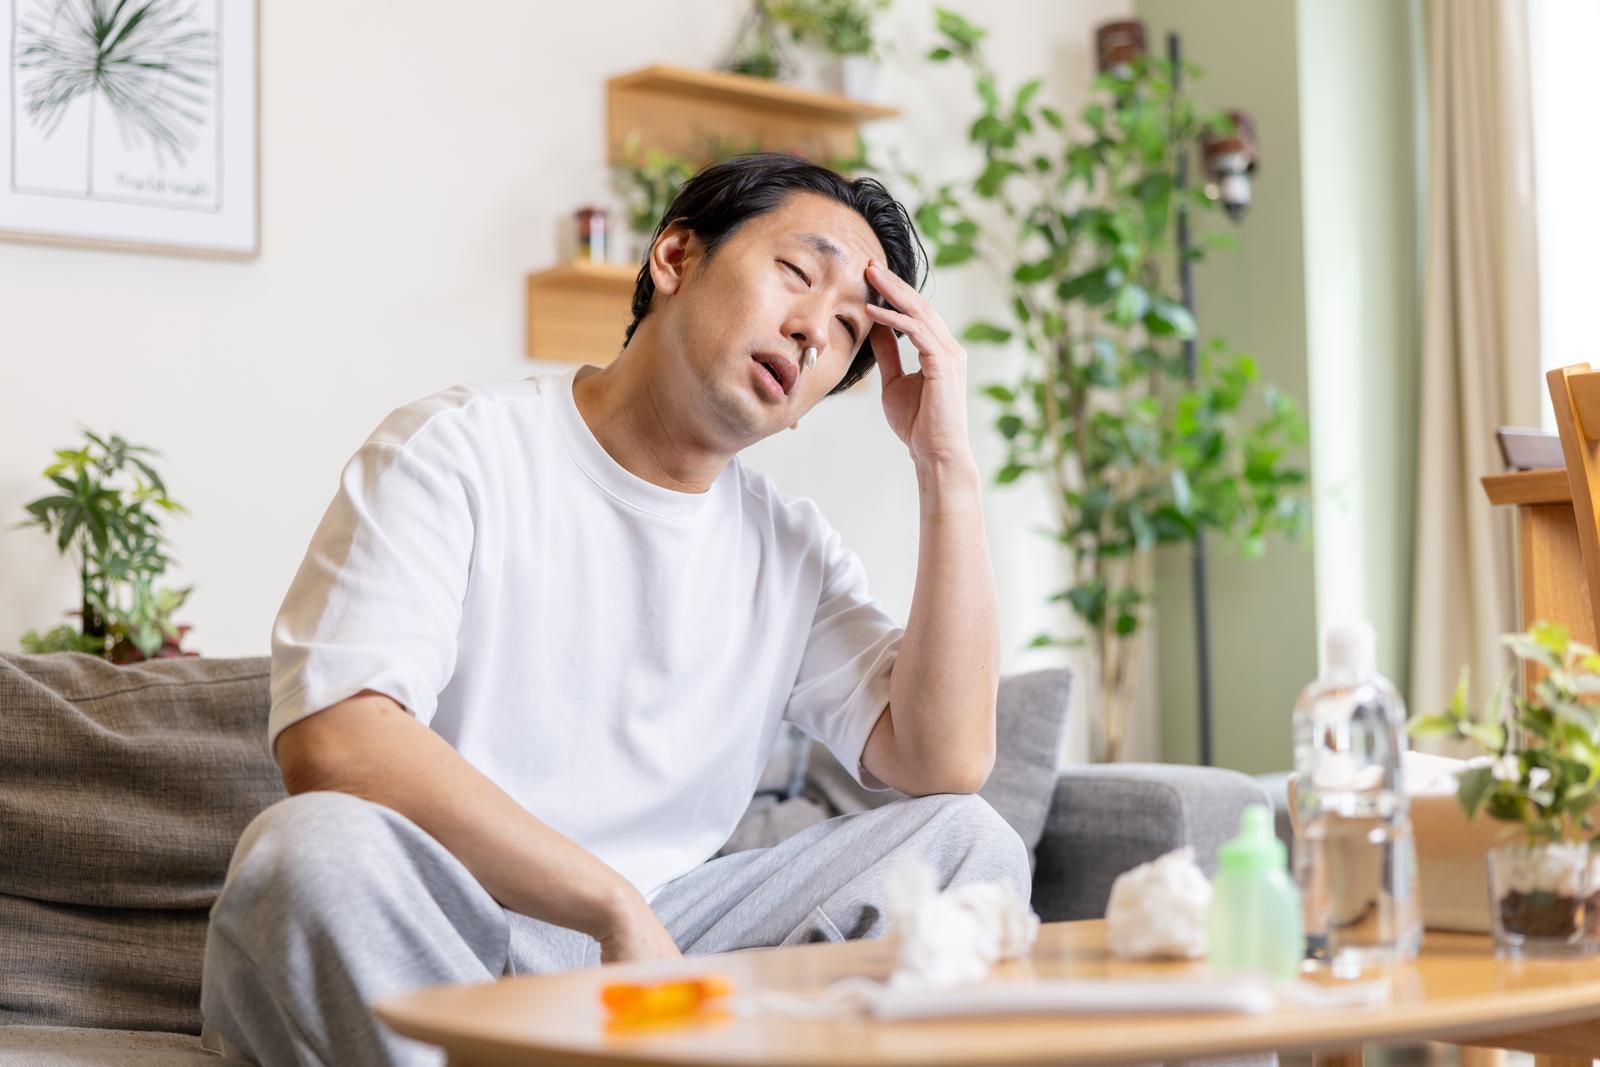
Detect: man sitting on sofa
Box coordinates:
(199, 153, 1030, 1067)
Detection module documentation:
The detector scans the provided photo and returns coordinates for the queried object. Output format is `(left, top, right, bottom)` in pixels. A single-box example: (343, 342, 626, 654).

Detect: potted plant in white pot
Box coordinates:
(767, 0, 891, 99)
(1409, 621, 1600, 956)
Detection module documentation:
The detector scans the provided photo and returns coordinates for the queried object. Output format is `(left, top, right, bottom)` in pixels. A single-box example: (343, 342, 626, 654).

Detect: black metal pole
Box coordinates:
(1168, 31, 1215, 767)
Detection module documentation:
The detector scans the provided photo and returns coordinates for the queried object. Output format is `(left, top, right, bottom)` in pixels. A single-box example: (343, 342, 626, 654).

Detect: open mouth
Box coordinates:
(752, 352, 796, 397)
(756, 359, 784, 391)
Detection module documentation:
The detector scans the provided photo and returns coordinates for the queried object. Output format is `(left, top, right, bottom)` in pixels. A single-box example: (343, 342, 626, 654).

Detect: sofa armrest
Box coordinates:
(1030, 763, 1272, 922)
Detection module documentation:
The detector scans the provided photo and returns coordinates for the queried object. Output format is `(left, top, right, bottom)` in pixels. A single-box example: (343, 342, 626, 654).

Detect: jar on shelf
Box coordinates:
(575, 205, 608, 263)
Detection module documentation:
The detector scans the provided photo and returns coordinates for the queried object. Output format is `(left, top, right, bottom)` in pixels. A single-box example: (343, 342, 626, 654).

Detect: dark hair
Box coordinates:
(621, 153, 927, 395)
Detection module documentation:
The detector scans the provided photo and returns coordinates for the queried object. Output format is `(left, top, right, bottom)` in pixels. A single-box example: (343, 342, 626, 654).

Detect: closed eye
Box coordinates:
(780, 259, 811, 286)
(781, 259, 860, 343)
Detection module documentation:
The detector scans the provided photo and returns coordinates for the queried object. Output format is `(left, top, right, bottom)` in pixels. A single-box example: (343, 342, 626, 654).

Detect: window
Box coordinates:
(1531, 0, 1600, 430)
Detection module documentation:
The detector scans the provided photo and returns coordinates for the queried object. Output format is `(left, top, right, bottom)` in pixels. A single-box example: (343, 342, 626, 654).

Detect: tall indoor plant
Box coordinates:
(910, 10, 1308, 761)
(13, 429, 197, 662)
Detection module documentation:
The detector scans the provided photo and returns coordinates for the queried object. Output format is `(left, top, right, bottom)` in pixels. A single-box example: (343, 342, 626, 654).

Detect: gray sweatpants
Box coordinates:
(199, 789, 1031, 1067)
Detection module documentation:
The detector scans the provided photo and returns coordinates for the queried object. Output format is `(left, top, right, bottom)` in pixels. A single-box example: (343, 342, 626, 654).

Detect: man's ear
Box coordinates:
(649, 224, 697, 298)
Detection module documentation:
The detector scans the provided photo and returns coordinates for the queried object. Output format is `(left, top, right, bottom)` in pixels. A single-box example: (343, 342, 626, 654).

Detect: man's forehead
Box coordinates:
(762, 213, 884, 306)
(781, 232, 879, 308)
(760, 195, 883, 253)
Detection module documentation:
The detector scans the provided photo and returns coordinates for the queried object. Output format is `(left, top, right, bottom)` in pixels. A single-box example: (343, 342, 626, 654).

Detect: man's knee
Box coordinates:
(901, 791, 1012, 837)
(903, 793, 1030, 887)
(213, 790, 409, 927)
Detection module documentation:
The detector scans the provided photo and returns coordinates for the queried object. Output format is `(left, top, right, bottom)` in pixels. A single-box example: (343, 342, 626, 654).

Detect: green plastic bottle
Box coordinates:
(1209, 804, 1304, 981)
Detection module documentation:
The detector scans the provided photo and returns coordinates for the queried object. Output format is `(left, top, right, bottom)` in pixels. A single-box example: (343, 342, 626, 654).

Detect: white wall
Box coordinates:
(1, 0, 1127, 755)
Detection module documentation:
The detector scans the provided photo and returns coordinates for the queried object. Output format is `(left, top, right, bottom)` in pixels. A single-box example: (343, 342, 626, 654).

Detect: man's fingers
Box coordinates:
(865, 303, 940, 362)
(865, 261, 962, 352)
(866, 260, 929, 317)
(870, 322, 905, 386)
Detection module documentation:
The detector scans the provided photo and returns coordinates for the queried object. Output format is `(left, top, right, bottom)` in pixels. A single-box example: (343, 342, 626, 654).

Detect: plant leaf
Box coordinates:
(962, 322, 1014, 344)
(1458, 765, 1495, 819)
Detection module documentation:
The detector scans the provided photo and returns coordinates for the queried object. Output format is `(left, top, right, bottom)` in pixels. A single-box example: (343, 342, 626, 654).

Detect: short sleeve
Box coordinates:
(267, 435, 474, 751)
(783, 522, 904, 791)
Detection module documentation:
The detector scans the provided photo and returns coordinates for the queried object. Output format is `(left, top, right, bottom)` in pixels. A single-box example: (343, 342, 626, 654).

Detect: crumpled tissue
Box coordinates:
(885, 856, 1040, 988)
(1104, 846, 1212, 960)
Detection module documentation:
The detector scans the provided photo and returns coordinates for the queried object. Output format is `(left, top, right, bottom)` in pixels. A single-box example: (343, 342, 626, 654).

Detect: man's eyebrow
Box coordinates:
(794, 232, 878, 309)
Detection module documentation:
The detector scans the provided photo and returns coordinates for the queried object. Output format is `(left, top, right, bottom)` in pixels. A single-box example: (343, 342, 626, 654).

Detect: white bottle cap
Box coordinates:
(1324, 621, 1377, 679)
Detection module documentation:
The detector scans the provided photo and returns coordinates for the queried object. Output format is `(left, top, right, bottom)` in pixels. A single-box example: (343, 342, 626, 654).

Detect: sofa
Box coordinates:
(0, 652, 1270, 1066)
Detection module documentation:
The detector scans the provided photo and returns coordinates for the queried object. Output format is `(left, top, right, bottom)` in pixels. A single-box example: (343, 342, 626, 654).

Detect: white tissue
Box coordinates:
(885, 856, 1040, 988)
(1104, 846, 1213, 960)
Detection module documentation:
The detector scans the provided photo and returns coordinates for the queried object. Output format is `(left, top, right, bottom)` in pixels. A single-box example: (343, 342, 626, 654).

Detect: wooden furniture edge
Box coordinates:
(606, 64, 900, 121)
(1482, 467, 1571, 506)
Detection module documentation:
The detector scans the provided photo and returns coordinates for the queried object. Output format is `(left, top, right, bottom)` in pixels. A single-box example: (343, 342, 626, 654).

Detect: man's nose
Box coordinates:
(786, 303, 831, 359)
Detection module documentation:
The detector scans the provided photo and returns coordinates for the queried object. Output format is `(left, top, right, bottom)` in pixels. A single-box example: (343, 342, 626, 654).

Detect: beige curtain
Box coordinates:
(1410, 0, 1542, 718)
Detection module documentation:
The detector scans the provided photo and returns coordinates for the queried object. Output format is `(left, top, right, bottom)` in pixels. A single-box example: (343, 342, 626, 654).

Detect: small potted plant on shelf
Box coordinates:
(1409, 621, 1600, 956)
(723, 2, 786, 80)
(768, 0, 891, 98)
(612, 133, 766, 260)
(12, 429, 198, 663)
(613, 138, 699, 262)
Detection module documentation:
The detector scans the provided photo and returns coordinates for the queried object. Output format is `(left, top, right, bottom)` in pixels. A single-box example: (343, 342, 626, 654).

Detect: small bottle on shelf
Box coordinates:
(575, 205, 608, 263)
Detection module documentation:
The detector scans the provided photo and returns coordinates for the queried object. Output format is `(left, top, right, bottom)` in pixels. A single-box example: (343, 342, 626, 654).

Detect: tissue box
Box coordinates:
(1287, 752, 1510, 934)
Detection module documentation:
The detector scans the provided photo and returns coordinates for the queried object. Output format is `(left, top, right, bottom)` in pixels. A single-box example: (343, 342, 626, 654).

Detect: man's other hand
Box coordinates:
(595, 893, 684, 964)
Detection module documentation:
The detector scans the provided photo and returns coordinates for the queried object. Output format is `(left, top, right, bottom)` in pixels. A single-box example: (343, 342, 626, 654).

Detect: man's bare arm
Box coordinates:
(857, 259, 1000, 797)
(272, 690, 680, 963)
(861, 458, 999, 796)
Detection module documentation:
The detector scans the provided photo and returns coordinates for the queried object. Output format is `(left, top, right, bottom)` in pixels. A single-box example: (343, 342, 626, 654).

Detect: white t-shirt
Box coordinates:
(269, 368, 902, 899)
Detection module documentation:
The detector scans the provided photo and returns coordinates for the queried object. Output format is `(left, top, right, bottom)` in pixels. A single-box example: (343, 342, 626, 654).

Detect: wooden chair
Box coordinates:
(1481, 365, 1600, 666)
(1548, 362, 1600, 642)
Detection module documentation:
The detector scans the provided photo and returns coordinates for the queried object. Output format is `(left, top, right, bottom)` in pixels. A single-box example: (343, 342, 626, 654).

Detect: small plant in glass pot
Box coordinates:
(723, 1, 786, 80)
(1409, 621, 1600, 956)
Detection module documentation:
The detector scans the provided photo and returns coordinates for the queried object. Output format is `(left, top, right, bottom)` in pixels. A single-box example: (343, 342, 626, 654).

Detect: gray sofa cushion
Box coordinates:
(1031, 764, 1274, 922)
(0, 654, 284, 1034)
(730, 668, 1072, 859)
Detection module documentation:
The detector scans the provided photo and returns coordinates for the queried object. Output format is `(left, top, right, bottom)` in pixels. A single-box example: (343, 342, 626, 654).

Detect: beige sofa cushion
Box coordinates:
(0, 1024, 251, 1066)
(0, 654, 284, 1033)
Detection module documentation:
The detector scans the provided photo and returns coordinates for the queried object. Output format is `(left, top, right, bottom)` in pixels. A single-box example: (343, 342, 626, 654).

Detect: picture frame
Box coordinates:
(0, 0, 259, 259)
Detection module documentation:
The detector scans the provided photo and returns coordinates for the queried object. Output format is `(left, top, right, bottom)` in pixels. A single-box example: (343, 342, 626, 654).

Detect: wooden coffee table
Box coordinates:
(374, 920, 1600, 1066)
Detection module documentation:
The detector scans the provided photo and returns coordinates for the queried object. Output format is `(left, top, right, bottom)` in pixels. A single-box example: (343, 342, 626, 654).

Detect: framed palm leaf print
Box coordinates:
(0, 0, 258, 257)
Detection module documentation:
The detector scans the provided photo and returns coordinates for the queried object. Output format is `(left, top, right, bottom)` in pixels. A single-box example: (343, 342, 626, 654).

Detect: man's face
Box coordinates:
(655, 191, 889, 446)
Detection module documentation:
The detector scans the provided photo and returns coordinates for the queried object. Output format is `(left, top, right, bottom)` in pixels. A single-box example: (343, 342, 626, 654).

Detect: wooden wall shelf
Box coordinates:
(524, 261, 637, 365)
(527, 64, 900, 366)
(606, 64, 899, 165)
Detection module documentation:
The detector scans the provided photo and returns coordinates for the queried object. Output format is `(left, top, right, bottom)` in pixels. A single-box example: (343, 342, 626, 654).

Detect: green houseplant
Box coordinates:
(724, 2, 787, 80)
(612, 133, 768, 254)
(13, 429, 197, 662)
(613, 137, 700, 253)
(909, 9, 1308, 761)
(768, 0, 890, 58)
(613, 134, 864, 256)
(1410, 622, 1600, 954)
(768, 0, 890, 99)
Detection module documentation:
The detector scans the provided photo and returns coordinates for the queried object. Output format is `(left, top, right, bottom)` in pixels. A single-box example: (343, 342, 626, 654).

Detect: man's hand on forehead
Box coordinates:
(862, 260, 973, 467)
